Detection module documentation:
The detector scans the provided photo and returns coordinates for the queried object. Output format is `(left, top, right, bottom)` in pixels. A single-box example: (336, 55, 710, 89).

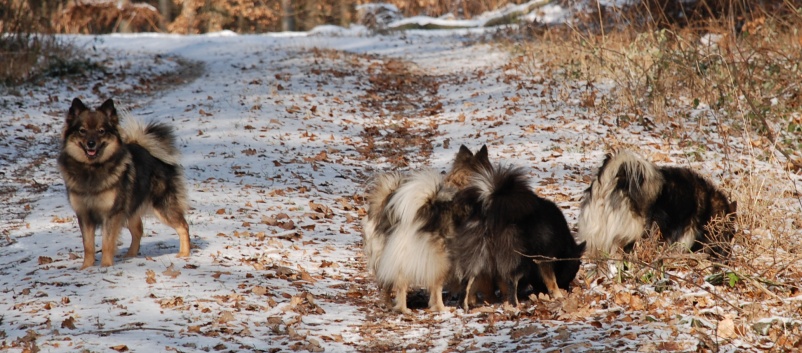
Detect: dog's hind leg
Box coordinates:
(393, 282, 411, 314)
(155, 207, 191, 258)
(380, 284, 393, 307)
(512, 274, 523, 306)
(498, 273, 523, 307)
(427, 282, 446, 312)
(462, 274, 502, 307)
(124, 215, 143, 258)
(462, 276, 476, 310)
(77, 215, 97, 269)
(539, 263, 564, 299)
(100, 214, 125, 267)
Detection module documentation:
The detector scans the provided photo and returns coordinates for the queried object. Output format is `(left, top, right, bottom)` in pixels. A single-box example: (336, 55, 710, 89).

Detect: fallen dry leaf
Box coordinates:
(218, 311, 236, 324)
(145, 269, 157, 284)
(162, 264, 181, 279)
(252, 286, 268, 296)
(61, 316, 76, 330)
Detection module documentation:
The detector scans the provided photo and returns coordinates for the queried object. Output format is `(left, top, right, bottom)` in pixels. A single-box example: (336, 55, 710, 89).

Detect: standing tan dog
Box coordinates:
(58, 98, 191, 269)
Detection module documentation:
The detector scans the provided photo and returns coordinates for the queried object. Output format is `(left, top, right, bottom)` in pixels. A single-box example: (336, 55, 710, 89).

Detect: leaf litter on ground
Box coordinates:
(1, 16, 801, 353)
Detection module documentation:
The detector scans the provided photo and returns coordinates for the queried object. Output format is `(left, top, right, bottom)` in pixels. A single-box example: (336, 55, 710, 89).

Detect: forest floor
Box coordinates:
(1, 25, 801, 352)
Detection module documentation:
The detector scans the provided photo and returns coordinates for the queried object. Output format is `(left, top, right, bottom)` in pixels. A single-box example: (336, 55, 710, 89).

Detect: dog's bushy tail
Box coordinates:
(377, 170, 452, 287)
(578, 150, 663, 256)
(120, 111, 181, 166)
(362, 172, 404, 274)
(450, 165, 536, 282)
(384, 170, 447, 228)
(472, 165, 540, 233)
(477, 165, 542, 275)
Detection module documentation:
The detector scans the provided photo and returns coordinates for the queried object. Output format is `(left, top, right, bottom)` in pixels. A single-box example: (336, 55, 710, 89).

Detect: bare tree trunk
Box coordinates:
(305, 1, 319, 31)
(159, 0, 171, 31)
(176, 0, 198, 34)
(337, 0, 351, 28)
(204, 0, 212, 33)
(117, 0, 131, 33)
(281, 0, 294, 31)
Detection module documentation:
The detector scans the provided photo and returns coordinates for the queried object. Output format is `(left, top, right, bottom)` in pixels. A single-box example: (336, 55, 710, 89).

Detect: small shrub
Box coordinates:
(0, 0, 94, 86)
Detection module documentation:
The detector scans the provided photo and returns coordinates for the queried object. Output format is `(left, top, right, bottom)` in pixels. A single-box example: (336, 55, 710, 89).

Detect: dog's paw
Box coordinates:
(393, 306, 412, 315)
(426, 304, 448, 313)
(502, 302, 520, 314)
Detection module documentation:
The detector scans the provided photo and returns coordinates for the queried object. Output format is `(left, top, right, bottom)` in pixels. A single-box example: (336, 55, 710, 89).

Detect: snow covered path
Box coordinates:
(1, 29, 798, 352)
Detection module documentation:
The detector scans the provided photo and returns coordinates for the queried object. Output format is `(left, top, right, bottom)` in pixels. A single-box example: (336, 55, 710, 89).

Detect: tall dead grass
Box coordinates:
(514, 1, 802, 347)
(2, 1, 50, 85)
(530, 2, 802, 166)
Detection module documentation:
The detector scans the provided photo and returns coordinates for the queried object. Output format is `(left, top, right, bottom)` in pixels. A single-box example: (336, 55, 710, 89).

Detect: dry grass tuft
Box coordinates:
(510, 1, 802, 348)
(1, 1, 63, 85)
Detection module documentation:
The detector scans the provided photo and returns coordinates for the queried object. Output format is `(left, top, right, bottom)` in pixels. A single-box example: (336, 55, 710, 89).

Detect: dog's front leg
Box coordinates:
(100, 214, 125, 267)
(539, 263, 564, 299)
(77, 215, 97, 269)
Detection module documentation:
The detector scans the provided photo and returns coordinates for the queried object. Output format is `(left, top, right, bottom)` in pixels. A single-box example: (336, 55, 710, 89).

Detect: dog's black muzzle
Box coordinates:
(83, 139, 100, 159)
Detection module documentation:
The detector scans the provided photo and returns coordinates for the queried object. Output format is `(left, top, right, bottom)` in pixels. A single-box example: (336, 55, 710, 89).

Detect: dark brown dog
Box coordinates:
(58, 98, 191, 269)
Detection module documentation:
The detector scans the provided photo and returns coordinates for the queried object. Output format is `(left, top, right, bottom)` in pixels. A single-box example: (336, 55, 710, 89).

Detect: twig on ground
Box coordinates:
(585, 255, 744, 314)
(75, 327, 175, 336)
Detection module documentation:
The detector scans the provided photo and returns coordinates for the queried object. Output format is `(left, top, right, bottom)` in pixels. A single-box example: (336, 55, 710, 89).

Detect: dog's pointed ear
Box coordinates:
(68, 98, 88, 124)
(475, 145, 490, 168)
(457, 145, 473, 157)
(453, 145, 473, 164)
(98, 98, 119, 125)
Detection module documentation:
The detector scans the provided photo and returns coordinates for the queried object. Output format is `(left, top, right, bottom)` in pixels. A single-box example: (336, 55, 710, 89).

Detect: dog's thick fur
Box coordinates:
(361, 145, 489, 313)
(451, 165, 586, 309)
(58, 98, 191, 269)
(577, 150, 737, 259)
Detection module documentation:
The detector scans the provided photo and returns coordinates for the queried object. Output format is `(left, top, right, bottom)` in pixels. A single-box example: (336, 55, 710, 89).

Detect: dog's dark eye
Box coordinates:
(79, 128, 87, 135)
(98, 129, 106, 135)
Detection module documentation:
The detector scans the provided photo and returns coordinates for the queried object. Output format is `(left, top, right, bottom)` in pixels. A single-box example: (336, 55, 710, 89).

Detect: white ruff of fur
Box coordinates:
(119, 109, 181, 166)
(362, 172, 403, 275)
(578, 151, 663, 256)
(375, 170, 450, 289)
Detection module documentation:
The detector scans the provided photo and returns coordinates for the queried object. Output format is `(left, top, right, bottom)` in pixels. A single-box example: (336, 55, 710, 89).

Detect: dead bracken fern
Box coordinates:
(54, 1, 162, 34)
